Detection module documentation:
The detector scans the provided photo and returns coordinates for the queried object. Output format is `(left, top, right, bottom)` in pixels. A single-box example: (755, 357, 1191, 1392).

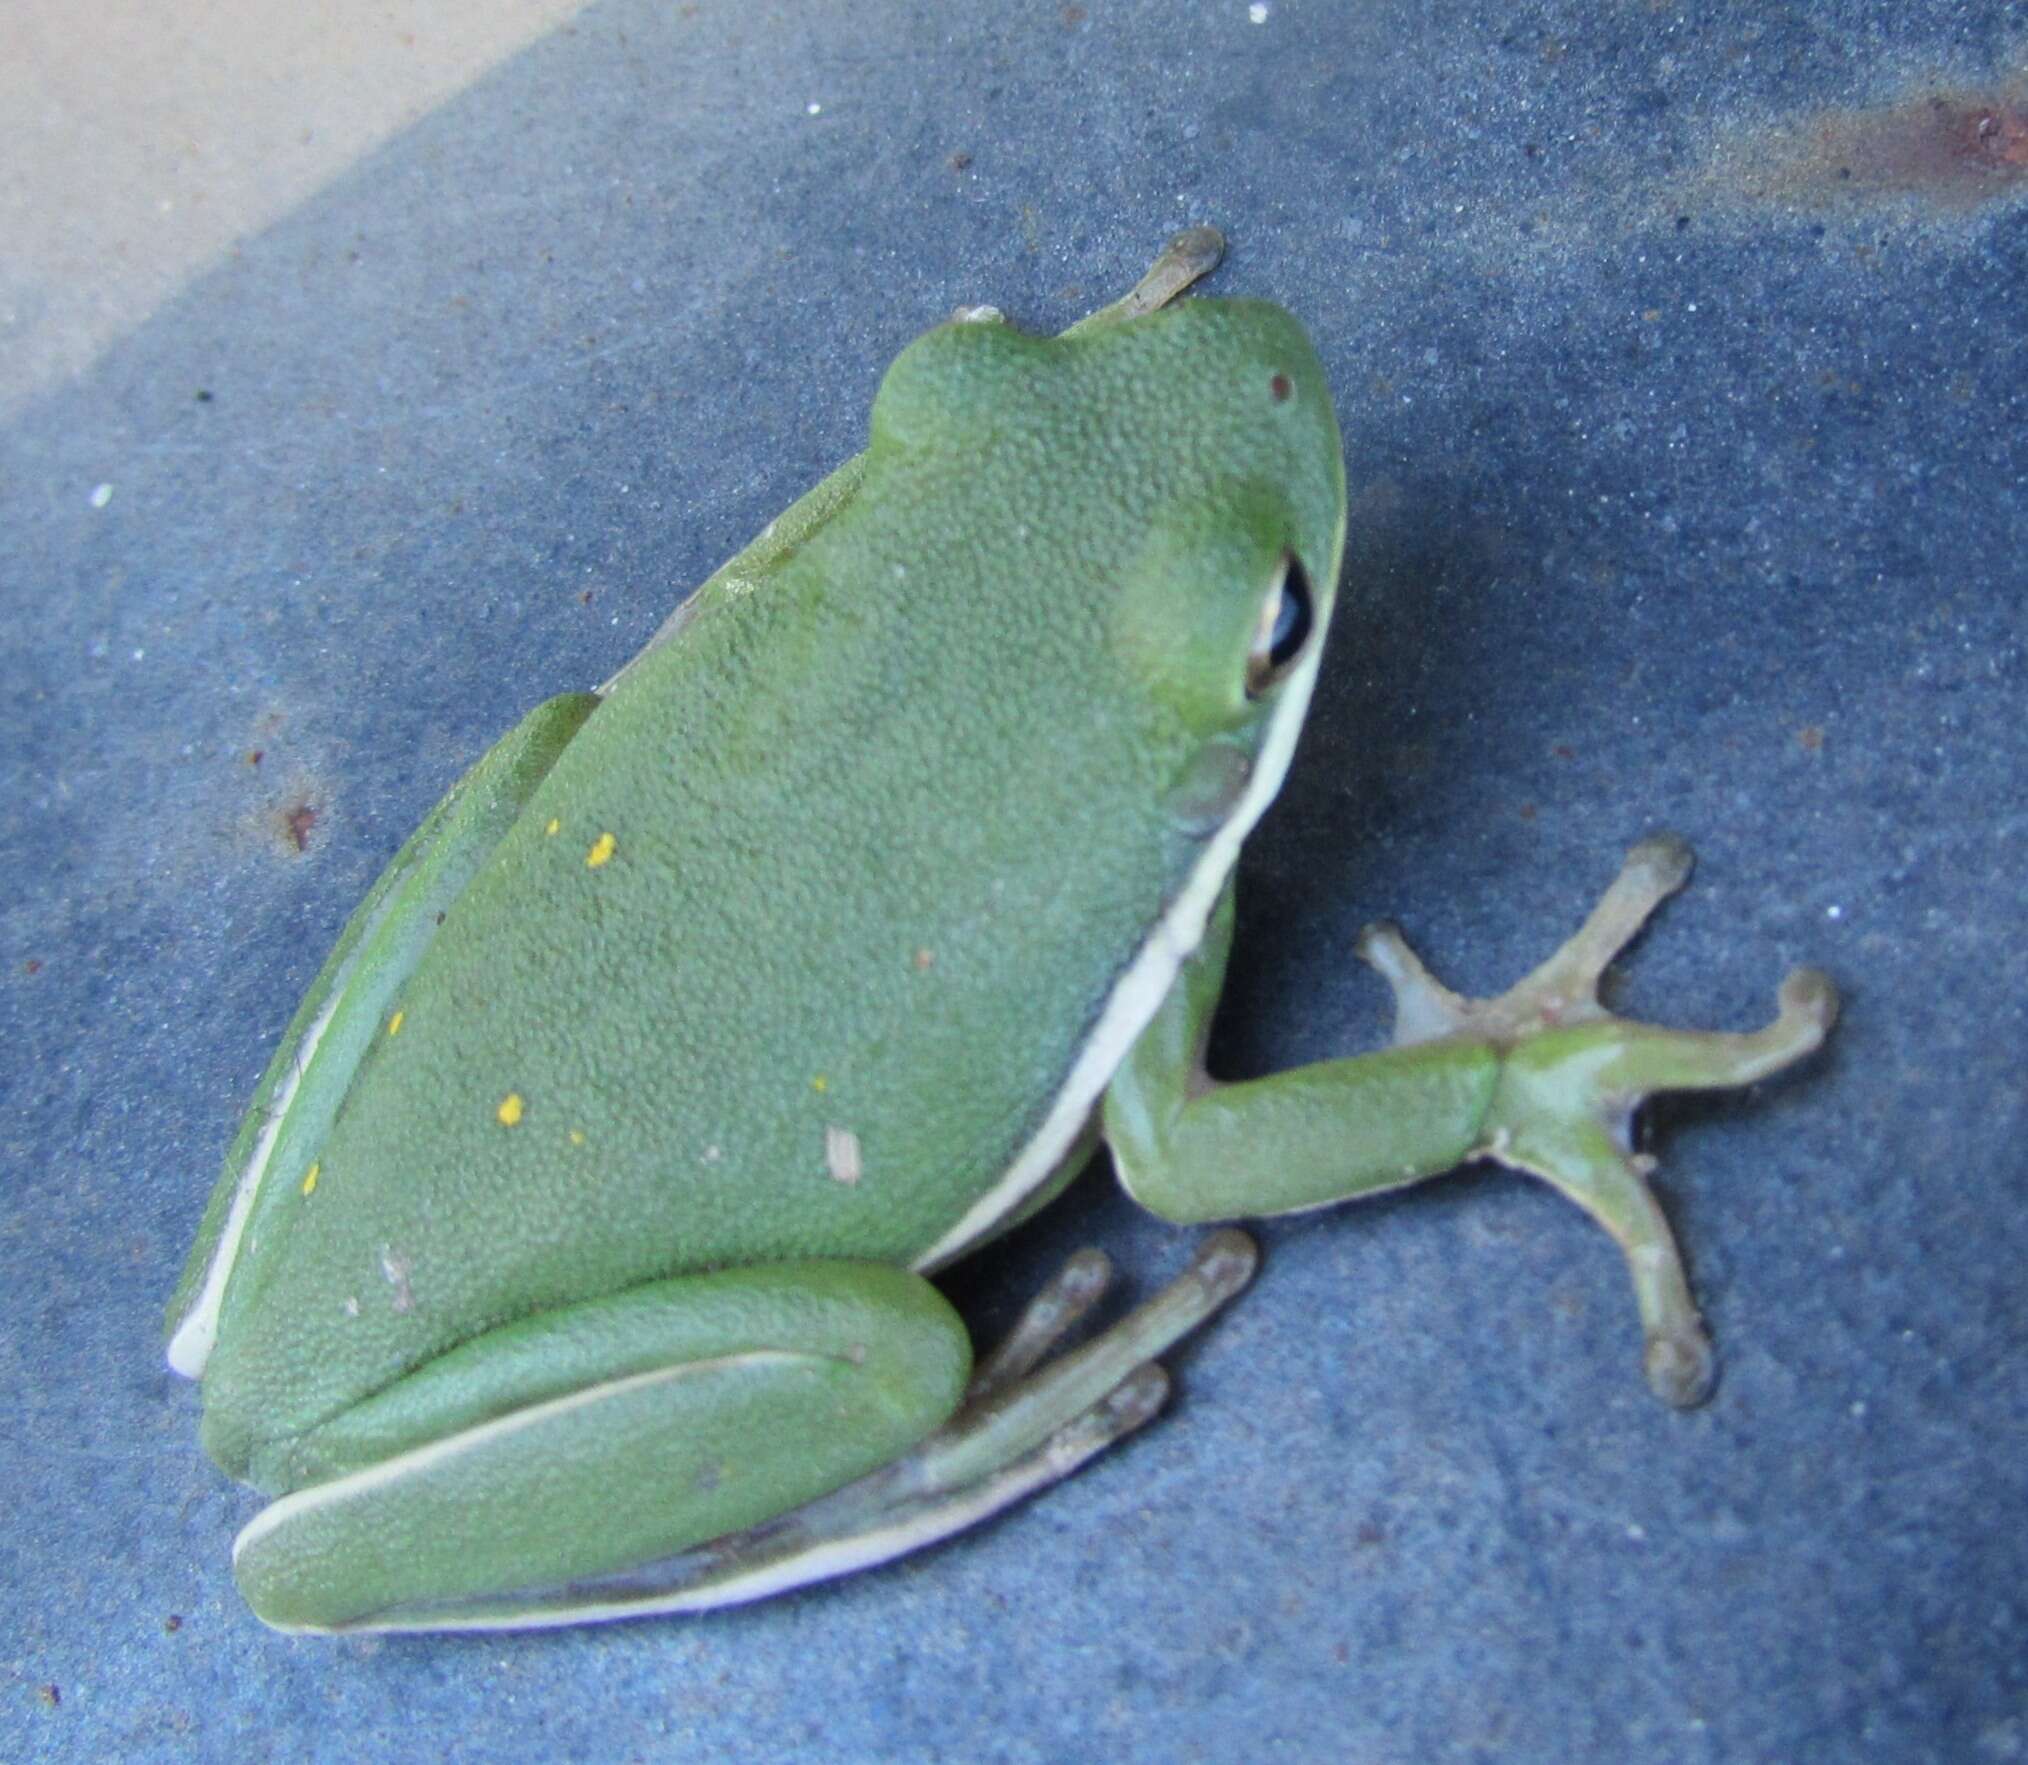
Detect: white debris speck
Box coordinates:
(825, 1124, 863, 1186)
(1249, 3, 1270, 21)
(807, 101, 823, 116)
(90, 483, 113, 509)
(379, 1246, 415, 1314)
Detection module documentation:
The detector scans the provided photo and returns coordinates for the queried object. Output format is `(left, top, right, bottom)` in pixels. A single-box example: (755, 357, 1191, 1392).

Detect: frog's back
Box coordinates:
(208, 297, 1344, 1441)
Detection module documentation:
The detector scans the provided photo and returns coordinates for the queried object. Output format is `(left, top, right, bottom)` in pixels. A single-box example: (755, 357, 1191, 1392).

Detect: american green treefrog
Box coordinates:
(165, 230, 1837, 1634)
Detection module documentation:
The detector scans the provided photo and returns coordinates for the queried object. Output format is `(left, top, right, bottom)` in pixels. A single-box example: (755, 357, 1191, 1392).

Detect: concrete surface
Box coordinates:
(1, 1, 591, 416)
(4, 2, 2023, 1759)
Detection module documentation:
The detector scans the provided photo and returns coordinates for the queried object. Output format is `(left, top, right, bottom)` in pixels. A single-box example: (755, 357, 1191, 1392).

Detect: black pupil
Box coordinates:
(1268, 556, 1313, 668)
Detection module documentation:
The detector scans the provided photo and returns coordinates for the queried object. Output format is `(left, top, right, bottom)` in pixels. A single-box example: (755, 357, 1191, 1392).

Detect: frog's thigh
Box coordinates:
(1105, 879, 1497, 1223)
(233, 1260, 970, 1633)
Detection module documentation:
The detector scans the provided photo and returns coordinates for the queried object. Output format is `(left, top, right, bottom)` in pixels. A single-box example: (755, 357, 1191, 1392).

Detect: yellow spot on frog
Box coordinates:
(811, 1074, 829, 1094)
(569, 1128, 586, 1147)
(498, 1092, 525, 1126)
(387, 1009, 404, 1037)
(586, 832, 617, 868)
(300, 1162, 319, 1197)
(546, 817, 562, 836)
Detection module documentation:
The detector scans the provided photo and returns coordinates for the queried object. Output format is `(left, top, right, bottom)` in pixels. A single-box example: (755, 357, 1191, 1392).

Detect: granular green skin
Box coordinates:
(197, 297, 1345, 1479)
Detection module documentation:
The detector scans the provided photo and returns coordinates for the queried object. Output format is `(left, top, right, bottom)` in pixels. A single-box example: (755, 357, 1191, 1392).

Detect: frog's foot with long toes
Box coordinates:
(1359, 834, 1837, 1405)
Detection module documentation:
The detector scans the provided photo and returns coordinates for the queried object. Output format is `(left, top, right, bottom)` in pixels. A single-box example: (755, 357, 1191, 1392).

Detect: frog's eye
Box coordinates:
(1245, 551, 1315, 698)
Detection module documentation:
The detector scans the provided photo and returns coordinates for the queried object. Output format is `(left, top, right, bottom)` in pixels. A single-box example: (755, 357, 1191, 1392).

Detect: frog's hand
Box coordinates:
(163, 693, 600, 1378)
(1103, 839, 1838, 1406)
(230, 1241, 1252, 1633)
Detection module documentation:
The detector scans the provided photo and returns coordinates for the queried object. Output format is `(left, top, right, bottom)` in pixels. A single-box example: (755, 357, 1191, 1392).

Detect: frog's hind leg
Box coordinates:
(494, 1232, 1257, 1629)
(237, 1236, 1253, 1633)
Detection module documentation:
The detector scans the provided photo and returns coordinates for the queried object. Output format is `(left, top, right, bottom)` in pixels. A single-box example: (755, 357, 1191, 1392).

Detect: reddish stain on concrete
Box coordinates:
(279, 801, 320, 853)
(1715, 83, 2028, 215)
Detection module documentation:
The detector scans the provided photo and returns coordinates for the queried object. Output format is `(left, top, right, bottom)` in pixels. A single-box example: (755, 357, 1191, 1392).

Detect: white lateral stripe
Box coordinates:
(169, 838, 456, 1378)
(913, 638, 1328, 1272)
(233, 1349, 810, 1560)
(165, 974, 358, 1379)
(282, 1400, 1117, 1633)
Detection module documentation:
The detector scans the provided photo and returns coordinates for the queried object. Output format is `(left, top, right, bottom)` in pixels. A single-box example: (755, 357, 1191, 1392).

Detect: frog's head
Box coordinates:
(869, 293, 1346, 861)
(1070, 297, 1347, 843)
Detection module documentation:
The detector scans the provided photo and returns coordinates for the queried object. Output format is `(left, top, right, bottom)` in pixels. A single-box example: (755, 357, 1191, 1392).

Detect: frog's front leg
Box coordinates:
(1103, 839, 1838, 1406)
(232, 1239, 1254, 1633)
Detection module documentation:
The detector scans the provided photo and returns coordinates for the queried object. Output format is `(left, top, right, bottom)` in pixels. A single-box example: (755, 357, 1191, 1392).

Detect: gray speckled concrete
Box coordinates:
(6, 3, 2024, 1758)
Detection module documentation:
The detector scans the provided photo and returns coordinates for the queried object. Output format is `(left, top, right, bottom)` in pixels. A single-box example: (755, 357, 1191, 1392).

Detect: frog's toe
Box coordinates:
(602, 1232, 1250, 1623)
(1361, 836, 1715, 1049)
(1355, 919, 1476, 1045)
(654, 1232, 1255, 1613)
(966, 1247, 1113, 1400)
(1600, 963, 1840, 1097)
(934, 1230, 1255, 1471)
(1645, 1321, 1717, 1411)
(1499, 832, 1694, 1022)
(1618, 831, 1696, 904)
(1781, 966, 1841, 1035)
